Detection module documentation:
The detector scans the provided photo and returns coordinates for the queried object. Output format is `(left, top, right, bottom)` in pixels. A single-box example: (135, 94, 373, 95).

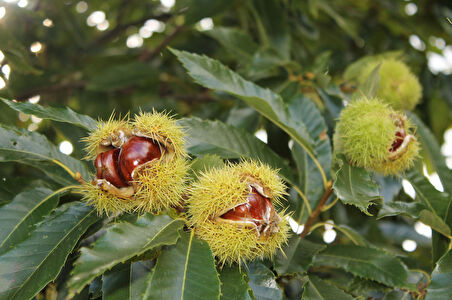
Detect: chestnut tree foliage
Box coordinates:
(1, 0, 452, 299)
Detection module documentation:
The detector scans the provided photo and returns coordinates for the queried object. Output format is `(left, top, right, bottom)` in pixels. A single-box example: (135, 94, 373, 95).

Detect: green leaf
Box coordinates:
(302, 275, 353, 300)
(418, 210, 451, 237)
(188, 154, 224, 181)
(69, 215, 184, 295)
(275, 237, 325, 275)
(1, 98, 96, 131)
(177, 0, 235, 25)
(219, 265, 252, 300)
(408, 113, 452, 196)
(0, 187, 63, 254)
(179, 117, 296, 186)
(315, 0, 363, 46)
(102, 262, 153, 300)
(86, 62, 156, 92)
(171, 49, 317, 160)
(0, 202, 98, 300)
(427, 249, 452, 299)
(144, 230, 220, 300)
(404, 167, 450, 219)
(332, 224, 369, 246)
(253, 0, 291, 59)
(378, 201, 425, 219)
(314, 245, 412, 289)
(288, 95, 332, 216)
(0, 25, 40, 74)
(247, 261, 282, 300)
(333, 155, 381, 215)
(360, 63, 380, 99)
(204, 27, 258, 62)
(0, 124, 90, 183)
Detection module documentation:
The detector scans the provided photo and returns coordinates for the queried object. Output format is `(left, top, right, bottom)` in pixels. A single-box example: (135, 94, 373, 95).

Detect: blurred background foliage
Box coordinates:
(1, 0, 452, 298)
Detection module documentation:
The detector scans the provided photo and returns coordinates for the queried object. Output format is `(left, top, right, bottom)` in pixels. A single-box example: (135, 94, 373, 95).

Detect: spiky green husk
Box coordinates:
(133, 111, 187, 158)
(188, 160, 289, 264)
(77, 182, 134, 215)
(336, 98, 419, 175)
(195, 217, 290, 266)
(82, 116, 129, 160)
(189, 164, 248, 225)
(361, 59, 422, 111)
(132, 157, 189, 213)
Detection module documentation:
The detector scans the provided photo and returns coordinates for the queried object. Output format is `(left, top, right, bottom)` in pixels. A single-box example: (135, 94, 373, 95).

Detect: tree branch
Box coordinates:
(139, 25, 184, 61)
(299, 181, 333, 238)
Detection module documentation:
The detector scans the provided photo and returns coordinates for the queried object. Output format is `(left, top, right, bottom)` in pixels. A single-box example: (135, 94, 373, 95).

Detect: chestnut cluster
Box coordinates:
(81, 112, 188, 214)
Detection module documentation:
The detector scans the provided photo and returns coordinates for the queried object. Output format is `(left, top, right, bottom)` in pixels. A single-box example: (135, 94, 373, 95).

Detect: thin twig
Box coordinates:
(140, 25, 184, 61)
(299, 181, 333, 238)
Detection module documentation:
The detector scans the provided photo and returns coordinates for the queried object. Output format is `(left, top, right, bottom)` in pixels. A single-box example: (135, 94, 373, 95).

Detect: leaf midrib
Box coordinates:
(0, 188, 67, 250)
(10, 208, 95, 299)
(180, 230, 195, 300)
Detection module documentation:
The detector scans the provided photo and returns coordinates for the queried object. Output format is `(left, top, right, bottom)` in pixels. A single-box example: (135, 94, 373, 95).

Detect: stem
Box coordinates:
(292, 185, 312, 215)
(51, 159, 85, 184)
(309, 221, 360, 245)
(321, 197, 339, 212)
(410, 269, 431, 284)
(299, 181, 333, 238)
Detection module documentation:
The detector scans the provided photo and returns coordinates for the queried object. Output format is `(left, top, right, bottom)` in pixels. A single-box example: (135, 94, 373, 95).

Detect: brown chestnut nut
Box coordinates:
(94, 148, 128, 188)
(220, 187, 274, 233)
(119, 136, 162, 182)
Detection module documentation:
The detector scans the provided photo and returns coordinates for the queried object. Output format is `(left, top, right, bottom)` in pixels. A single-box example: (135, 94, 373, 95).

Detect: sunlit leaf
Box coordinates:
(0, 202, 99, 300)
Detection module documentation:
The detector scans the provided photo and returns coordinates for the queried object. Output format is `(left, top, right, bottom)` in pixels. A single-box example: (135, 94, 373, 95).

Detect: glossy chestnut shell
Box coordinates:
(220, 187, 273, 229)
(94, 136, 162, 188)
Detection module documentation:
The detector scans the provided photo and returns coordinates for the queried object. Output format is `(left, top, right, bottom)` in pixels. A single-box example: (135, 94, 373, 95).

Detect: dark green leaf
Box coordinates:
(179, 117, 295, 186)
(0, 187, 62, 254)
(102, 261, 153, 300)
(219, 265, 252, 300)
(204, 27, 258, 62)
(427, 250, 452, 299)
(302, 275, 353, 300)
(333, 155, 381, 215)
(247, 261, 282, 300)
(86, 62, 156, 92)
(314, 245, 412, 289)
(275, 237, 325, 275)
(144, 230, 220, 300)
(1, 98, 96, 130)
(69, 215, 184, 295)
(0, 25, 40, 74)
(0, 202, 98, 300)
(0, 124, 90, 182)
(253, 0, 291, 59)
(178, 0, 235, 25)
